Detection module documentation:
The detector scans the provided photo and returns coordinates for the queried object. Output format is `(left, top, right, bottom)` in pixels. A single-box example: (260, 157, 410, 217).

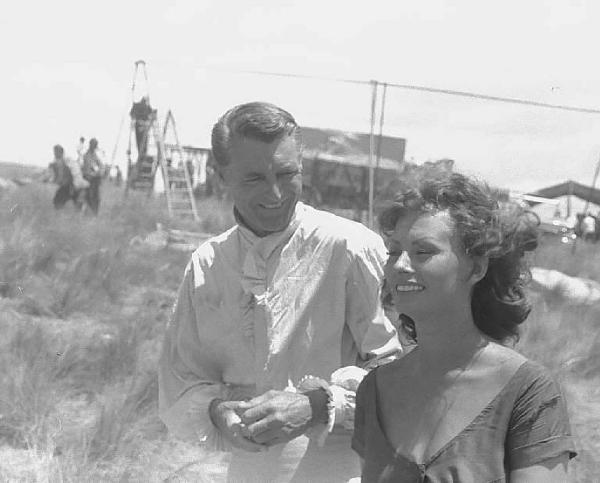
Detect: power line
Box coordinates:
(237, 69, 369, 87)
(385, 81, 600, 115)
(237, 69, 600, 115)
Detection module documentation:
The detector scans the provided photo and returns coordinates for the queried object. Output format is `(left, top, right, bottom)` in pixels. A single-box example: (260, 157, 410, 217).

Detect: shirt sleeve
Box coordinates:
(506, 366, 577, 470)
(157, 258, 230, 451)
(324, 231, 402, 434)
(344, 232, 402, 365)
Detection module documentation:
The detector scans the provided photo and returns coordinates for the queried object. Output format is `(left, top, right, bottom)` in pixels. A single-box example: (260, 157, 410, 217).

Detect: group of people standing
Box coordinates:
(47, 137, 104, 214)
(157, 102, 577, 482)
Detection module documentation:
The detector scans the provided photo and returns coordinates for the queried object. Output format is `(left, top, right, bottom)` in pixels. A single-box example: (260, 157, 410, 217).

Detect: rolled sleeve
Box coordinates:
(506, 368, 577, 469)
(327, 233, 401, 433)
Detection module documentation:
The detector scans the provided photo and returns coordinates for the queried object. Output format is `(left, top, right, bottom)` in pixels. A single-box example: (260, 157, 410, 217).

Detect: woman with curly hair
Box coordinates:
(352, 173, 576, 482)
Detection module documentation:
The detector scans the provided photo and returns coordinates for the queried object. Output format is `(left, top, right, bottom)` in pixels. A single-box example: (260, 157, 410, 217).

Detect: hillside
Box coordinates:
(0, 161, 45, 181)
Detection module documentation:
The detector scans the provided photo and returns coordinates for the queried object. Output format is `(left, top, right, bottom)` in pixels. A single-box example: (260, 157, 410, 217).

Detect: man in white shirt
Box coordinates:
(158, 102, 402, 482)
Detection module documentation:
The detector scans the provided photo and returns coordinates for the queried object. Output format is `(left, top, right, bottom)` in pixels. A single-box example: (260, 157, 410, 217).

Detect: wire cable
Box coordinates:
(236, 69, 600, 115)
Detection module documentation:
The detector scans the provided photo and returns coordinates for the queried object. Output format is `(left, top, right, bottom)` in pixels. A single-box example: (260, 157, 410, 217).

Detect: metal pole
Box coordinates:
(583, 154, 600, 214)
(567, 181, 573, 218)
(110, 113, 126, 167)
(375, 82, 388, 181)
(368, 80, 378, 228)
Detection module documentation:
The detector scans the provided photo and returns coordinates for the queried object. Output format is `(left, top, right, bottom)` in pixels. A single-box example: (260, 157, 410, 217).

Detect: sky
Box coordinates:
(2, 0, 600, 193)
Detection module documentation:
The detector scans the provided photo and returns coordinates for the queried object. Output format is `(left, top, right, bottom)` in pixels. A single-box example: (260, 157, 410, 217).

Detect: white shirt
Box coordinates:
(158, 202, 401, 482)
(581, 215, 596, 234)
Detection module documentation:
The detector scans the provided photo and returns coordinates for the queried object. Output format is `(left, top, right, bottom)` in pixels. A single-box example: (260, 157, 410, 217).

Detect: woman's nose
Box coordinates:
(393, 252, 414, 273)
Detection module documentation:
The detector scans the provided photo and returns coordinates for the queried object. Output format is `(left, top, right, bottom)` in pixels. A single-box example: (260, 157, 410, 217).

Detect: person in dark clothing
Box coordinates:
(353, 173, 576, 482)
(48, 145, 86, 210)
(130, 96, 156, 158)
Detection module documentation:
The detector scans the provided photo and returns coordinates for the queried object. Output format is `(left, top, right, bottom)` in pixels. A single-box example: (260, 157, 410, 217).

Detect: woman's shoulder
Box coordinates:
(483, 343, 560, 391)
(481, 346, 567, 421)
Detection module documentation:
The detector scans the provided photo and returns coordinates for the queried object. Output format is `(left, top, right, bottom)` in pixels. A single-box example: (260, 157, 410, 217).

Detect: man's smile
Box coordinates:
(259, 201, 285, 209)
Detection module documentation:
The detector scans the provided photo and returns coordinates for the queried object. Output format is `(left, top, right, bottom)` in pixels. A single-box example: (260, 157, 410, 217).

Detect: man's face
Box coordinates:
(220, 134, 302, 237)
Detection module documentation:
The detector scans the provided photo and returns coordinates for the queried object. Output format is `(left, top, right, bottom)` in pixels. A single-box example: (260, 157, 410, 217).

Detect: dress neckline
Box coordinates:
(372, 358, 528, 469)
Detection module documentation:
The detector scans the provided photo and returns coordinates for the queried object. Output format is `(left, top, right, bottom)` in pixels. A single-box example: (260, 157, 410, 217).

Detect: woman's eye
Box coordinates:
(386, 250, 402, 257)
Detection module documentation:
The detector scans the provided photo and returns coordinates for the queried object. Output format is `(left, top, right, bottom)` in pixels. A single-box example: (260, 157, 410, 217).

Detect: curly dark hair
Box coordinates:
(211, 102, 302, 167)
(378, 172, 539, 342)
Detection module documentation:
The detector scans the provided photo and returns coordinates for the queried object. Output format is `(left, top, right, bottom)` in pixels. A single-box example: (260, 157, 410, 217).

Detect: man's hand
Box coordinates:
(236, 389, 329, 447)
(209, 399, 266, 452)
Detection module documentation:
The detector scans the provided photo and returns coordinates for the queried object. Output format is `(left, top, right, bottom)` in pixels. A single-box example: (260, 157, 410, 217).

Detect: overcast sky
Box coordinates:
(2, 0, 600, 193)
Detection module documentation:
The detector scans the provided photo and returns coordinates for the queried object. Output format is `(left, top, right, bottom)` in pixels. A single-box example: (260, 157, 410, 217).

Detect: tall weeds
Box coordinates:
(0, 181, 232, 480)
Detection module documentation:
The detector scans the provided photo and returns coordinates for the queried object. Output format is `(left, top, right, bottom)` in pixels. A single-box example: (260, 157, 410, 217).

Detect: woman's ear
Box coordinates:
(216, 165, 229, 185)
(469, 256, 489, 284)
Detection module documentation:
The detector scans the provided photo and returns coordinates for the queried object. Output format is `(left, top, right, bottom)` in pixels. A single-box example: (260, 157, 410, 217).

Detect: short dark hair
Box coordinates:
(378, 172, 539, 343)
(211, 102, 302, 166)
(53, 144, 64, 156)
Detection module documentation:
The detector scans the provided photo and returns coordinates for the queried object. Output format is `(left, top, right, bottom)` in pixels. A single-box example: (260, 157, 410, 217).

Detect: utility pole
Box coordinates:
(583, 154, 600, 214)
(368, 80, 378, 228)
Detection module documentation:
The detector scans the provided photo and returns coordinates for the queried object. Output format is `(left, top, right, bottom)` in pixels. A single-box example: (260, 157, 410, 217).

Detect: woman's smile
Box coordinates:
(395, 284, 425, 293)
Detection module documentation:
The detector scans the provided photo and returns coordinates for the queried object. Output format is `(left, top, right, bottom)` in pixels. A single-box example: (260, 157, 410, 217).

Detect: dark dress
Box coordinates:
(352, 360, 577, 482)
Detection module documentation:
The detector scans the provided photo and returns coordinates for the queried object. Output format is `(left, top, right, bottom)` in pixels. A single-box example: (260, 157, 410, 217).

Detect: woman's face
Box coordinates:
(383, 210, 481, 322)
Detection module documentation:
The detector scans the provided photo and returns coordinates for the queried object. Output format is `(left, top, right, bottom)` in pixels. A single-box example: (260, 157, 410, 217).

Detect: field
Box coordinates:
(1, 176, 599, 481)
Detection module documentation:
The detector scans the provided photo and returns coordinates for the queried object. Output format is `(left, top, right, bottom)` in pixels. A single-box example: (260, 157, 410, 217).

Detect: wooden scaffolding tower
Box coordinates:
(124, 60, 198, 221)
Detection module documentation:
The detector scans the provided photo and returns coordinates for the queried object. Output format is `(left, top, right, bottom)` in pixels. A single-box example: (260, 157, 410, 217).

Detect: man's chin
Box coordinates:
(248, 215, 294, 236)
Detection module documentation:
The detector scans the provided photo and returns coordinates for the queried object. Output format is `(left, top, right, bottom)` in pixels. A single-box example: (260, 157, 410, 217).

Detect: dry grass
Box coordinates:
(518, 235, 600, 480)
(0, 178, 598, 481)
(0, 180, 234, 481)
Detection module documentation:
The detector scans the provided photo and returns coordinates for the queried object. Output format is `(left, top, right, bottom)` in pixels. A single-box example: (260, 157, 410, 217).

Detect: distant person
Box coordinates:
(130, 96, 156, 159)
(76, 136, 86, 165)
(353, 173, 576, 482)
(108, 165, 123, 186)
(581, 213, 596, 242)
(47, 144, 88, 210)
(82, 138, 104, 215)
(115, 165, 123, 186)
(186, 158, 194, 184)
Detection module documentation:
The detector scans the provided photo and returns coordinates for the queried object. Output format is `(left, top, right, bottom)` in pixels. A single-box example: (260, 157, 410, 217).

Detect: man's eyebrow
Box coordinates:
(411, 236, 443, 245)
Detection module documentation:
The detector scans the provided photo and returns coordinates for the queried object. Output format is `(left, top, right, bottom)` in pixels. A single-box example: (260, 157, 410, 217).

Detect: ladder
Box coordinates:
(128, 141, 158, 192)
(152, 111, 199, 221)
(122, 61, 198, 220)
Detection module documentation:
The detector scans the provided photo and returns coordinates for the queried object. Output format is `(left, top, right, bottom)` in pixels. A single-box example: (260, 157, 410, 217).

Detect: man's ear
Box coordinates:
(469, 256, 489, 284)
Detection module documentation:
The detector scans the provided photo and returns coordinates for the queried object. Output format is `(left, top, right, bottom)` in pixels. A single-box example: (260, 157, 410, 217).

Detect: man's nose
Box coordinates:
(266, 179, 283, 200)
(393, 252, 414, 273)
